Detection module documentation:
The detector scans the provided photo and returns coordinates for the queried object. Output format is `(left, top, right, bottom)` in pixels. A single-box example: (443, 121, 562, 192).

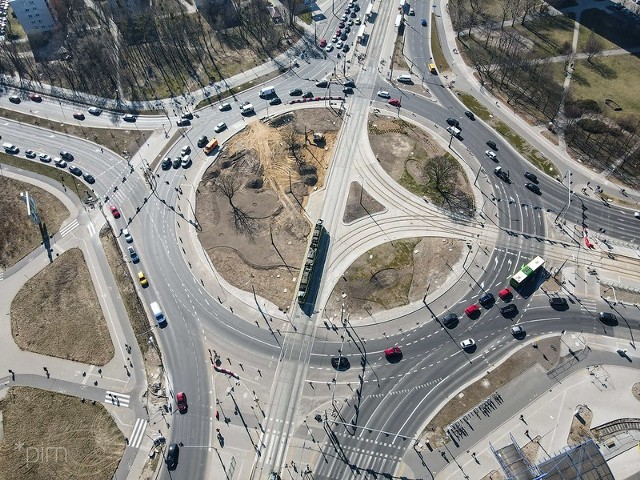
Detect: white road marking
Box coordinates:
(129, 418, 147, 449)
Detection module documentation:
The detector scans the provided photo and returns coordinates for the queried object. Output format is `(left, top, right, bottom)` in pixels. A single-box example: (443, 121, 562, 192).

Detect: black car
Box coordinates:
(197, 136, 208, 148)
(123, 114, 137, 122)
(69, 166, 82, 176)
(181, 112, 193, 120)
(421, 18, 428, 26)
(172, 157, 181, 169)
(165, 443, 179, 469)
(316, 80, 329, 88)
(478, 292, 495, 307)
(340, 33, 348, 41)
(303, 91, 314, 98)
(161, 157, 172, 170)
(83, 173, 95, 184)
(269, 97, 282, 105)
(464, 110, 475, 120)
(9, 95, 20, 104)
(343, 87, 354, 95)
(549, 297, 568, 310)
(524, 171, 538, 182)
(60, 151, 74, 161)
(331, 356, 350, 371)
(500, 304, 518, 316)
(343, 44, 350, 52)
(446, 118, 460, 128)
(441, 313, 458, 327)
(525, 182, 541, 194)
(289, 88, 303, 96)
(486, 140, 498, 150)
(344, 80, 356, 88)
(176, 118, 190, 127)
(598, 311, 617, 323)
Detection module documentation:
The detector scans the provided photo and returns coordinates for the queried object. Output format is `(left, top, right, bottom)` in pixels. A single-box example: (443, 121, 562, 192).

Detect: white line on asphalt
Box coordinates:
(60, 219, 79, 237)
(129, 418, 147, 449)
(105, 391, 130, 407)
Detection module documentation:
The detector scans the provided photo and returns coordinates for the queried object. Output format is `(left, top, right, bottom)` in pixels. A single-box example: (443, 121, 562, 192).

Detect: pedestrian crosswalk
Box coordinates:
(59, 219, 79, 237)
(105, 391, 130, 407)
(129, 418, 147, 449)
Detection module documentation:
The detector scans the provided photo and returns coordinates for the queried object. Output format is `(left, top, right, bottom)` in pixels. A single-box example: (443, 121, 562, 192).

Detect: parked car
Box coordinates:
(110, 205, 121, 218)
(176, 392, 188, 412)
(325, 44, 334, 52)
(485, 150, 497, 161)
(165, 443, 179, 469)
(128, 246, 139, 263)
(25, 149, 36, 159)
(388, 98, 401, 107)
(54, 158, 67, 168)
(73, 112, 85, 120)
(319, 38, 327, 48)
(69, 165, 82, 176)
(138, 271, 148, 287)
(197, 136, 208, 147)
(161, 157, 172, 170)
(122, 228, 133, 243)
(464, 304, 480, 317)
(214, 122, 227, 133)
(83, 173, 95, 184)
(172, 157, 181, 169)
(342, 44, 350, 52)
(39, 153, 52, 163)
(60, 150, 74, 160)
(219, 102, 231, 111)
(460, 338, 476, 350)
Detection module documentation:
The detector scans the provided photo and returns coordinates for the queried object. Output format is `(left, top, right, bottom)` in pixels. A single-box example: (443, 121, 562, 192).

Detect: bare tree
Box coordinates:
(584, 32, 604, 63)
(215, 173, 257, 235)
(422, 156, 474, 215)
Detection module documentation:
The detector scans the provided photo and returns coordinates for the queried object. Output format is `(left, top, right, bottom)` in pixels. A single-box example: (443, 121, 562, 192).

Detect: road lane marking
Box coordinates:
(129, 418, 147, 449)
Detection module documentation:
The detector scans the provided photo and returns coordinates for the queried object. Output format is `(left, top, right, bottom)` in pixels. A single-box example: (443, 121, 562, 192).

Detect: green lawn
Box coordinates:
(569, 55, 640, 118)
(431, 14, 450, 73)
(576, 23, 617, 53)
(513, 14, 576, 57)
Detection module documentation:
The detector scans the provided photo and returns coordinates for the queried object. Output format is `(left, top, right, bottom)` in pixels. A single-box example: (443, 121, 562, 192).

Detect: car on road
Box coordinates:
(60, 150, 74, 160)
(176, 118, 190, 127)
(464, 110, 475, 120)
(486, 140, 498, 150)
(336, 40, 344, 48)
(497, 288, 511, 301)
(388, 98, 401, 107)
(549, 297, 568, 309)
(289, 88, 303, 96)
(110, 205, 121, 218)
(176, 392, 188, 412)
(214, 122, 227, 133)
(446, 118, 460, 128)
(123, 114, 137, 122)
(442, 313, 458, 327)
(83, 173, 95, 184)
(347, 18, 354, 24)
(331, 356, 350, 371)
(341, 13, 347, 20)
(88, 106, 102, 115)
(343, 87, 353, 95)
(355, 17, 362, 25)
(39, 153, 52, 163)
(510, 325, 525, 336)
(500, 304, 518, 316)
(340, 33, 348, 41)
(197, 136, 208, 147)
(485, 150, 497, 161)
(303, 91, 314, 98)
(181, 155, 192, 168)
(479, 292, 495, 307)
(598, 311, 616, 323)
(409, 7, 415, 15)
(69, 165, 82, 176)
(525, 182, 541, 194)
(319, 38, 327, 48)
(25, 149, 36, 158)
(325, 44, 334, 52)
(377, 90, 391, 98)
(524, 171, 538, 182)
(172, 157, 181, 169)
(344, 25, 351, 33)
(181, 112, 193, 120)
(9, 95, 21, 103)
(30, 94, 42, 102)
(421, 18, 427, 26)
(161, 157, 172, 170)
(635, 212, 640, 219)
(138, 271, 148, 287)
(165, 443, 179, 469)
(73, 112, 85, 120)
(54, 158, 67, 168)
(122, 228, 133, 243)
(128, 246, 139, 263)
(460, 338, 476, 350)
(344, 80, 356, 88)
(181, 145, 191, 156)
(269, 97, 282, 105)
(384, 346, 402, 358)
(464, 304, 480, 317)
(338, 21, 345, 28)
(219, 102, 231, 111)
(342, 44, 350, 52)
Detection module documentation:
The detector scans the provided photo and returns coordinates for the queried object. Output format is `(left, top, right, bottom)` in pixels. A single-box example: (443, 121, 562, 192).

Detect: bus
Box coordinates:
(510, 256, 545, 288)
(203, 138, 219, 154)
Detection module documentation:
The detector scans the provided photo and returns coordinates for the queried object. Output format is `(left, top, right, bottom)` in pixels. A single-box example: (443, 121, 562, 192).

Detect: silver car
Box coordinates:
(460, 338, 476, 349)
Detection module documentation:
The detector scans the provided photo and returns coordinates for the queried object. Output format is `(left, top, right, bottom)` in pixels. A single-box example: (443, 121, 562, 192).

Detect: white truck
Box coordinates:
(240, 102, 254, 114)
(259, 86, 276, 98)
(150, 301, 167, 327)
(446, 126, 461, 137)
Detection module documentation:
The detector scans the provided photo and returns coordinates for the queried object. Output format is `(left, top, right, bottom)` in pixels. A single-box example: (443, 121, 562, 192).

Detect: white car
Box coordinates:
(510, 325, 525, 336)
(214, 122, 227, 133)
(377, 90, 391, 99)
(54, 158, 67, 168)
(181, 155, 192, 168)
(336, 41, 344, 49)
(635, 212, 640, 219)
(181, 145, 191, 156)
(122, 228, 133, 243)
(325, 44, 334, 52)
(39, 153, 52, 163)
(460, 338, 476, 349)
(88, 106, 102, 115)
(485, 150, 497, 160)
(219, 102, 231, 111)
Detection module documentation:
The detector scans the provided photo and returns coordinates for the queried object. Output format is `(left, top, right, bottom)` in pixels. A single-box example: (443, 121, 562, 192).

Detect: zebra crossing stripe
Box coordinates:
(129, 418, 147, 449)
(105, 391, 130, 407)
(60, 219, 79, 237)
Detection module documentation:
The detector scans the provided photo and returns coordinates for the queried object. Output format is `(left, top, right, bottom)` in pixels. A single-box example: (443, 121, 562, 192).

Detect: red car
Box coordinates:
(319, 38, 327, 48)
(464, 304, 480, 317)
(73, 112, 85, 120)
(30, 94, 42, 102)
(498, 288, 511, 300)
(176, 392, 188, 412)
(336, 28, 342, 35)
(388, 98, 401, 107)
(109, 205, 121, 218)
(384, 346, 402, 357)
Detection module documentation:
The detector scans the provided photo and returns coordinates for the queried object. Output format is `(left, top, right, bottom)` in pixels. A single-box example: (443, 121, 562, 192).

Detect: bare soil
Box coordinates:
(568, 405, 593, 446)
(10, 248, 114, 365)
(196, 109, 342, 311)
(324, 237, 464, 320)
(0, 387, 124, 480)
(342, 181, 385, 223)
(422, 337, 561, 447)
(0, 107, 152, 157)
(368, 116, 474, 215)
(0, 175, 69, 269)
(600, 284, 640, 305)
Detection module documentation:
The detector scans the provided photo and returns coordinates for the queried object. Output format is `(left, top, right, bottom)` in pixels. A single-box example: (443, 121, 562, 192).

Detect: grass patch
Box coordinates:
(392, 28, 409, 70)
(431, 13, 450, 72)
(456, 92, 491, 121)
(513, 14, 576, 57)
(0, 387, 124, 480)
(11, 248, 114, 365)
(576, 23, 617, 53)
(0, 107, 152, 156)
(569, 56, 640, 119)
(298, 10, 313, 24)
(0, 174, 69, 269)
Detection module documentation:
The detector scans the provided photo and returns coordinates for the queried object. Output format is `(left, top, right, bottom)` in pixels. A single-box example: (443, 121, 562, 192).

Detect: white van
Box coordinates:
(150, 301, 167, 326)
(240, 102, 254, 114)
(259, 86, 276, 98)
(446, 126, 461, 137)
(3, 143, 19, 154)
(396, 74, 412, 83)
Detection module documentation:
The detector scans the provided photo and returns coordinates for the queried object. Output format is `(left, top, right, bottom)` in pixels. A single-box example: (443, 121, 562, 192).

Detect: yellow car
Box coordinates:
(137, 271, 148, 287)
